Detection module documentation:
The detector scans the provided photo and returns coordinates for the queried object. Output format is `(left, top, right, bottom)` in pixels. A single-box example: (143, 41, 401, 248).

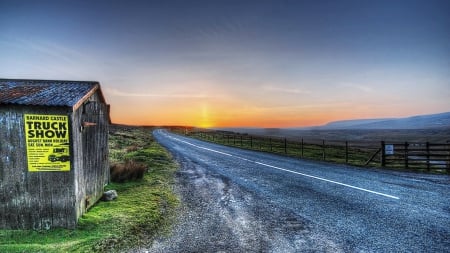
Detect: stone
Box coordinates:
(102, 190, 118, 201)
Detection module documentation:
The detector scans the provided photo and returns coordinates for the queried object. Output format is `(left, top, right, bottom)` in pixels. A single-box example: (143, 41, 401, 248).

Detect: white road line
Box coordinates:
(168, 134, 400, 200)
(254, 161, 399, 199)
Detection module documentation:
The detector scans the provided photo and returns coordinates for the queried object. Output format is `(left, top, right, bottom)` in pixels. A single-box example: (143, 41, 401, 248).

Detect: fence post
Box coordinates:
(270, 138, 272, 152)
(426, 142, 430, 172)
(322, 140, 326, 161)
(404, 142, 409, 169)
(284, 138, 287, 154)
(447, 141, 450, 174)
(381, 141, 386, 167)
(233, 135, 236, 145)
(240, 135, 243, 146)
(345, 141, 349, 164)
(301, 138, 304, 158)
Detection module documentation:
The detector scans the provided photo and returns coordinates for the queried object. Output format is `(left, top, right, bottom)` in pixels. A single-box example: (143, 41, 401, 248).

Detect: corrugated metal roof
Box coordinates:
(0, 79, 100, 107)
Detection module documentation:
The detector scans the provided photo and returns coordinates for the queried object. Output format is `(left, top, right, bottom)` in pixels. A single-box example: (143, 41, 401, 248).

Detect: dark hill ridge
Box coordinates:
(321, 111, 450, 130)
(216, 112, 450, 132)
(213, 112, 450, 143)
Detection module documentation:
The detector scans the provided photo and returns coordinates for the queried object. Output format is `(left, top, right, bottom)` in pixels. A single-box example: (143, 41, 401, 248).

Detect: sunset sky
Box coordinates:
(1, 0, 449, 128)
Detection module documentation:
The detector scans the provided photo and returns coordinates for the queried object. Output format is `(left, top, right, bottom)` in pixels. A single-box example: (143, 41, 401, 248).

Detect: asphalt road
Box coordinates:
(140, 129, 450, 252)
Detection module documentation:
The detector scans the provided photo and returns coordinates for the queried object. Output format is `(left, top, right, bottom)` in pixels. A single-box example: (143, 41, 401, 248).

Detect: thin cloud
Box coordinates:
(249, 102, 353, 112)
(3, 37, 90, 64)
(339, 82, 374, 93)
(104, 87, 210, 98)
(262, 85, 312, 94)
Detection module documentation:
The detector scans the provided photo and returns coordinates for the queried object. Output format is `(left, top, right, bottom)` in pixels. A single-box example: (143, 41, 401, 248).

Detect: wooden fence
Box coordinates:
(173, 128, 450, 173)
(381, 141, 450, 171)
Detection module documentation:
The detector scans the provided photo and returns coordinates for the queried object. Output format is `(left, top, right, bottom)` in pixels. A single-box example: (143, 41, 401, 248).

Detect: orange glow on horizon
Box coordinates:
(108, 101, 366, 128)
(106, 88, 440, 128)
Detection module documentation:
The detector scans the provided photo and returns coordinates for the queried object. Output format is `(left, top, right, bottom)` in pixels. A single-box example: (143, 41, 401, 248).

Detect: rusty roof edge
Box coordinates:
(1, 79, 111, 123)
(0, 79, 102, 108)
(72, 83, 100, 111)
(0, 78, 98, 84)
(72, 83, 111, 124)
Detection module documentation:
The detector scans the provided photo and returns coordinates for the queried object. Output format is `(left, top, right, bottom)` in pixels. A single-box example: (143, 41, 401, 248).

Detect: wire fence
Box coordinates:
(168, 127, 450, 174)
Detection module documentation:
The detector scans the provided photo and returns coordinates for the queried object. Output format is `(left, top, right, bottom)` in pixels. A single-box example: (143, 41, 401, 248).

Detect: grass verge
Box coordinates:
(0, 125, 178, 252)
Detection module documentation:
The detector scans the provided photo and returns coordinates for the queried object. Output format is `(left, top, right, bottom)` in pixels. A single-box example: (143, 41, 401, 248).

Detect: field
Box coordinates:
(0, 125, 178, 252)
(219, 127, 450, 143)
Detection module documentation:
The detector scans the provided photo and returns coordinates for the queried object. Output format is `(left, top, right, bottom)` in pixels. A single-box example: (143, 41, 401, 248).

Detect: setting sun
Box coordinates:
(198, 103, 213, 128)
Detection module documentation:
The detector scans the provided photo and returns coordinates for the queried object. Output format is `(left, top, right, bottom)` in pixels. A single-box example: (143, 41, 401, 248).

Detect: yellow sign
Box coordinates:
(24, 114, 71, 172)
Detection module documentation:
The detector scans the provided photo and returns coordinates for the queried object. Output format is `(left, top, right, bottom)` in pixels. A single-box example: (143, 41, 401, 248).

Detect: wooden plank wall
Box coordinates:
(71, 107, 85, 220)
(0, 106, 76, 229)
(80, 92, 109, 211)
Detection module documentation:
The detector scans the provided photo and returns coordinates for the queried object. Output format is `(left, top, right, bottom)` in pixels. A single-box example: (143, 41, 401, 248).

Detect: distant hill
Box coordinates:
(214, 112, 450, 133)
(212, 112, 450, 142)
(320, 112, 450, 130)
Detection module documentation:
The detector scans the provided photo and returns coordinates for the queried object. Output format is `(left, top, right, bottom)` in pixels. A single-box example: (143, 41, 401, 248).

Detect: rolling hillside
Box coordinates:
(213, 112, 450, 142)
(321, 112, 450, 130)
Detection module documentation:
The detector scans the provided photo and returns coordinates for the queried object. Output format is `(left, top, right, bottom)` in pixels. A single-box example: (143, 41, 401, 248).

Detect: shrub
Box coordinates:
(125, 145, 139, 152)
(110, 160, 147, 183)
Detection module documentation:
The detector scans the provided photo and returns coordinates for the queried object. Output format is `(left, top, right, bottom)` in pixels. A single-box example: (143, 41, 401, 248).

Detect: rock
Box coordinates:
(102, 190, 118, 201)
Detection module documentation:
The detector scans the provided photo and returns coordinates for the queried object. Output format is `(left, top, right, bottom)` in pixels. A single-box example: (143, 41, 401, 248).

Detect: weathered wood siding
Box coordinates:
(73, 92, 109, 217)
(0, 105, 76, 229)
(71, 106, 85, 220)
(0, 90, 109, 229)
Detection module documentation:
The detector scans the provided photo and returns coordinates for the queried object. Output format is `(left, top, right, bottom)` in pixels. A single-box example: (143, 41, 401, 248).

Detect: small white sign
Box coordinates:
(385, 144, 394, 155)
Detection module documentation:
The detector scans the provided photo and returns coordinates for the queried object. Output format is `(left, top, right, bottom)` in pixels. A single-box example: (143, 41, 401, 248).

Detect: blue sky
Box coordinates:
(1, 0, 449, 127)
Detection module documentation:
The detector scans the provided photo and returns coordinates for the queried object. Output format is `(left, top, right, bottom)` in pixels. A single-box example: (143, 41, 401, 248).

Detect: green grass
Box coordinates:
(0, 126, 178, 252)
(172, 129, 386, 169)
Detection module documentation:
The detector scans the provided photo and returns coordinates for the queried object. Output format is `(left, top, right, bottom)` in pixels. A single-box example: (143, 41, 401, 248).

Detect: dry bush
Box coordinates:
(110, 160, 147, 183)
(125, 145, 139, 152)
